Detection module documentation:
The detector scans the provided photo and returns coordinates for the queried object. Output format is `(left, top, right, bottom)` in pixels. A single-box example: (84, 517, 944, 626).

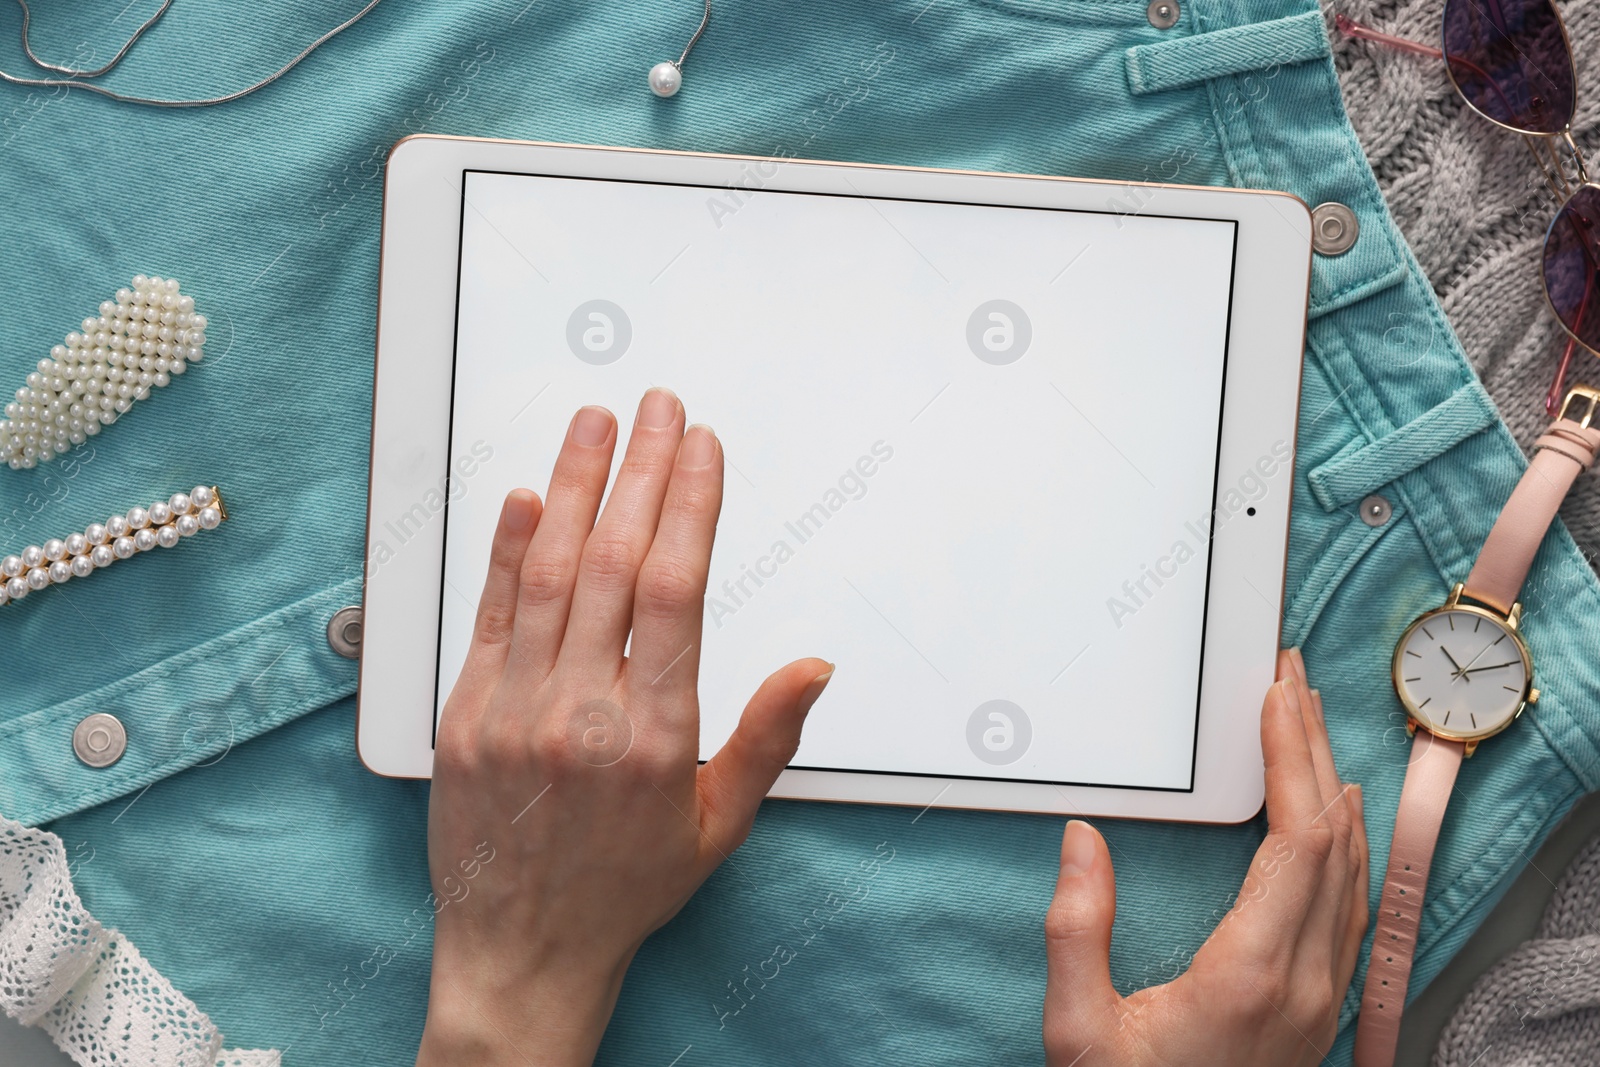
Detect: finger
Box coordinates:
(697, 659, 833, 861)
(1312, 688, 1353, 832)
(505, 406, 617, 688)
(1336, 784, 1371, 995)
(462, 488, 543, 681)
(563, 389, 686, 668)
(437, 492, 543, 754)
(626, 425, 723, 718)
(1299, 782, 1361, 987)
(1043, 820, 1123, 1055)
(1285, 656, 1354, 976)
(1307, 683, 1355, 881)
(1261, 677, 1324, 835)
(1208, 680, 1329, 967)
(1286, 652, 1347, 835)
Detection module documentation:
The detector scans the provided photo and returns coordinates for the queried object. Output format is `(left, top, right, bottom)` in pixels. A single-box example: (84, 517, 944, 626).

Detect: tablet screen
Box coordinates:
(435, 168, 1237, 792)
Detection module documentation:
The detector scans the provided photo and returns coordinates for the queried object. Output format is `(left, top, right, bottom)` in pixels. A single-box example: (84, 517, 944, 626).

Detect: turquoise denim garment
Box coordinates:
(3, 0, 1598, 1063)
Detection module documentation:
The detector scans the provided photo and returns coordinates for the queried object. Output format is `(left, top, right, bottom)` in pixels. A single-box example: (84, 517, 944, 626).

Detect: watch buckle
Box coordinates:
(1556, 383, 1600, 430)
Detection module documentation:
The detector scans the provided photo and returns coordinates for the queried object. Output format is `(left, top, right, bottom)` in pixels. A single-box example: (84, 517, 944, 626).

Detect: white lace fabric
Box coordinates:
(0, 812, 281, 1067)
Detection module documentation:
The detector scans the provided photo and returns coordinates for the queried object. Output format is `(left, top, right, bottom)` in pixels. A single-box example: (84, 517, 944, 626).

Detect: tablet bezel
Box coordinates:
(358, 135, 1310, 824)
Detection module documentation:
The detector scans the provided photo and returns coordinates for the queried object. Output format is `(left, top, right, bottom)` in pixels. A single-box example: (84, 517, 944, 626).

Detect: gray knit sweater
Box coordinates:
(1331, 0, 1600, 576)
(1330, 5, 1600, 1063)
(1430, 831, 1600, 1066)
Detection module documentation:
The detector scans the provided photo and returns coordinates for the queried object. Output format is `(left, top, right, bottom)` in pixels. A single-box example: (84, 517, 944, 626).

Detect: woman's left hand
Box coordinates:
(415, 389, 834, 1067)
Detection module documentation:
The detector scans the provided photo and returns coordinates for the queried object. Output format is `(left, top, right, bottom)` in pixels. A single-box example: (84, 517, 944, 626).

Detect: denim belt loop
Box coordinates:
(1123, 9, 1327, 95)
(1122, 1, 1410, 317)
(1305, 379, 1501, 510)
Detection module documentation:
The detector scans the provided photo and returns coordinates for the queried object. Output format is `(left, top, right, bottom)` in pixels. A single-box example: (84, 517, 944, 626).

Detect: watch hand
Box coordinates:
(1454, 636, 1502, 678)
(1462, 660, 1521, 675)
(1441, 646, 1469, 681)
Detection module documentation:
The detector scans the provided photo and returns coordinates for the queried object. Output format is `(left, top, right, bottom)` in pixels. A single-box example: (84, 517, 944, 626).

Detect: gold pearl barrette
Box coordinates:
(1, 485, 226, 607)
(2, 275, 207, 470)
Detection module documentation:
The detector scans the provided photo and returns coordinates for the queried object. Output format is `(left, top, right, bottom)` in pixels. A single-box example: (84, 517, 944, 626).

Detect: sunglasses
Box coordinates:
(1337, 1, 1597, 416)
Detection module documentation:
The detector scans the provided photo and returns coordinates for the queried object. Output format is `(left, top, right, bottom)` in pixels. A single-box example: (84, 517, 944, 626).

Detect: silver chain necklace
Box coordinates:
(3, 0, 711, 106)
(0, 0, 383, 107)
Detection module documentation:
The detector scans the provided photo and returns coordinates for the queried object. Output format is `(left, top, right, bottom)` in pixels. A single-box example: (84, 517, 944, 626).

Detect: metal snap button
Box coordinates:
(1359, 494, 1393, 527)
(73, 712, 126, 768)
(1311, 202, 1359, 256)
(327, 605, 364, 659)
(1147, 0, 1180, 28)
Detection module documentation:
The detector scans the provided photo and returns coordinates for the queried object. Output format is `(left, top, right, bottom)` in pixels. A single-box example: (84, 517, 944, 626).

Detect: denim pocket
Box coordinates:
(1283, 349, 1363, 645)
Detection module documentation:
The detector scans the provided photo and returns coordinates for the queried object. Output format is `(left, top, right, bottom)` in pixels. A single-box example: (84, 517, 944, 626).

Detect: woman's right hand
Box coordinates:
(1041, 648, 1369, 1066)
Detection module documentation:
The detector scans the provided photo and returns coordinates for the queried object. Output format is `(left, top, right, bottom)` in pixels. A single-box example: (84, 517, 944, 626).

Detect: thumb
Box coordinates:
(1043, 820, 1122, 1057)
(696, 658, 834, 858)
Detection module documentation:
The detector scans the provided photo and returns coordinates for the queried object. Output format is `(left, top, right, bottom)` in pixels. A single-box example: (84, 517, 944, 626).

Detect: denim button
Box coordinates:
(73, 712, 126, 768)
(1311, 202, 1359, 256)
(1359, 494, 1393, 527)
(1147, 1, 1180, 29)
(327, 605, 364, 659)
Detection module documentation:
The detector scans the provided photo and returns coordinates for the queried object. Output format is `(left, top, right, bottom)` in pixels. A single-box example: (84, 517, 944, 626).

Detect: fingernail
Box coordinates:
(679, 424, 716, 469)
(573, 406, 612, 447)
(1061, 820, 1097, 877)
(1280, 678, 1300, 713)
(638, 388, 678, 429)
(797, 664, 835, 715)
(503, 490, 536, 534)
(1288, 646, 1307, 684)
(1310, 687, 1325, 723)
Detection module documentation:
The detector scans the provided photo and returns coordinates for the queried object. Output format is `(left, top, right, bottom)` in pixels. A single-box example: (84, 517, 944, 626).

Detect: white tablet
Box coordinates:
(358, 136, 1311, 823)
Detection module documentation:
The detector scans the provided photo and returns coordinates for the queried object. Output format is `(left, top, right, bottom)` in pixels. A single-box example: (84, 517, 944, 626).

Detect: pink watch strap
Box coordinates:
(1462, 416, 1600, 613)
(1353, 731, 1464, 1067)
(1355, 392, 1599, 1067)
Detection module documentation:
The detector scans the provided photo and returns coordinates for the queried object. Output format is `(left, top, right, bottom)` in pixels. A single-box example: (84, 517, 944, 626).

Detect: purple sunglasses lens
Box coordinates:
(1442, 0, 1575, 134)
(1544, 185, 1600, 353)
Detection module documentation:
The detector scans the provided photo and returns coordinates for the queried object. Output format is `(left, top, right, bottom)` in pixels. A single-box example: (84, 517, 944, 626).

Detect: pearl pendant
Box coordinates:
(648, 61, 682, 97)
(0, 484, 227, 608)
(1, 275, 206, 470)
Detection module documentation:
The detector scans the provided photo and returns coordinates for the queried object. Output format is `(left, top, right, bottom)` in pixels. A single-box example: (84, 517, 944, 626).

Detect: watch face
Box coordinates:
(1392, 606, 1532, 740)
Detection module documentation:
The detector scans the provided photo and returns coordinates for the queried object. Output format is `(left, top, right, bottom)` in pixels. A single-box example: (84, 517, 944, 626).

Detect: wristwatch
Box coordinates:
(1352, 384, 1600, 1067)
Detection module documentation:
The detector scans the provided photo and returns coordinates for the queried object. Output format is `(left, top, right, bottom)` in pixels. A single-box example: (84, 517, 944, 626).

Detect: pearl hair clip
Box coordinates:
(3, 275, 207, 470)
(648, 0, 711, 97)
(0, 485, 226, 607)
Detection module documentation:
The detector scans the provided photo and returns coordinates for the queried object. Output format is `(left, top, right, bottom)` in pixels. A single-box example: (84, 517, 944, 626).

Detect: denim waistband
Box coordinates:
(1129, 6, 1599, 1050)
(1149, 0, 1600, 791)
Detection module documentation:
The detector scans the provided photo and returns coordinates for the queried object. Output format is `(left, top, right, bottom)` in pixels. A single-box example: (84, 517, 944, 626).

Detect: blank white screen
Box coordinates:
(436, 170, 1236, 791)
